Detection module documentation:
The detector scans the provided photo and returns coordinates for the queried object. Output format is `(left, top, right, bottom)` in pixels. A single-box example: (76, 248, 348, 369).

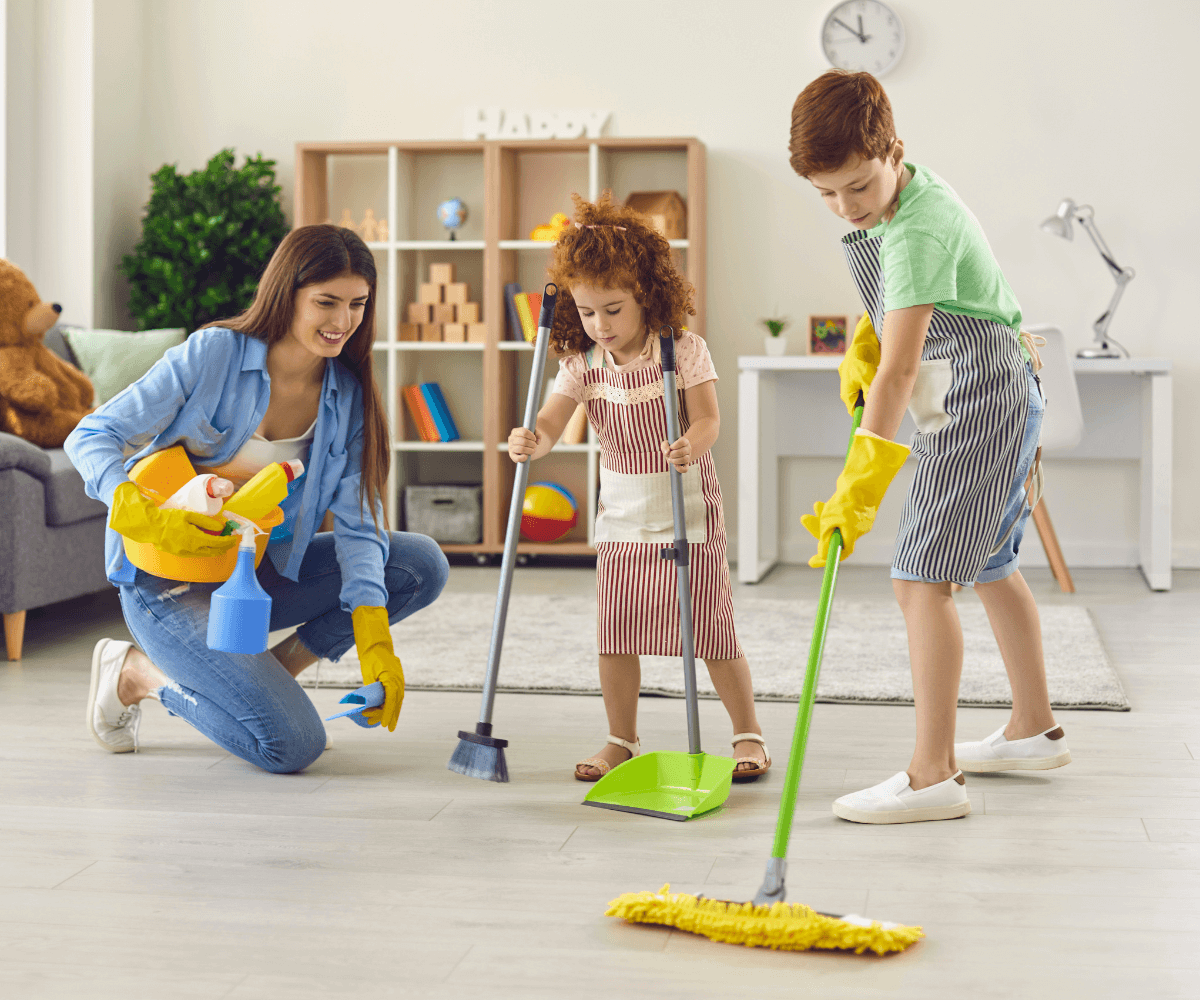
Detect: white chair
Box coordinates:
(1023, 324, 1080, 592)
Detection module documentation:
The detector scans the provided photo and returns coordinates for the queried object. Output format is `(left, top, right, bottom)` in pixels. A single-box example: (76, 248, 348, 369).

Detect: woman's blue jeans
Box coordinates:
(118, 531, 449, 774)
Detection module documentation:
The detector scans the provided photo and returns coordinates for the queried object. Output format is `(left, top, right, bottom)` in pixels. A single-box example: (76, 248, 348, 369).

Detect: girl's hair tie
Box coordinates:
(574, 223, 627, 231)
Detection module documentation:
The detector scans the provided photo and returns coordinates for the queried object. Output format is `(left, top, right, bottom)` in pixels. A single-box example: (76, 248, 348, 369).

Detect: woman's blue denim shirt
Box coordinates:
(64, 327, 389, 611)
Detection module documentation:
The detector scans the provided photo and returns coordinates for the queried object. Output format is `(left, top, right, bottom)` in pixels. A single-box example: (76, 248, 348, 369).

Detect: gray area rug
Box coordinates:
(299, 592, 1129, 711)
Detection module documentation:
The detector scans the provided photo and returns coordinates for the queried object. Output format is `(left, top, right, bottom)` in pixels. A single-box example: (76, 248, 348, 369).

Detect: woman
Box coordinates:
(66, 225, 448, 773)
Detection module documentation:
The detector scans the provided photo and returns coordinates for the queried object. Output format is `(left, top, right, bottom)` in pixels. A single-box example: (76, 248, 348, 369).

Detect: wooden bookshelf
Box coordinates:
(294, 138, 706, 561)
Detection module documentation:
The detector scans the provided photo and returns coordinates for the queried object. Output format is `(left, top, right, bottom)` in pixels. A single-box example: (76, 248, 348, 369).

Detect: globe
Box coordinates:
(437, 198, 468, 239)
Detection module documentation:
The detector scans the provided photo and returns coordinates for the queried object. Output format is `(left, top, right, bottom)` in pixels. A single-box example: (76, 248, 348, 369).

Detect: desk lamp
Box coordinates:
(1040, 199, 1134, 358)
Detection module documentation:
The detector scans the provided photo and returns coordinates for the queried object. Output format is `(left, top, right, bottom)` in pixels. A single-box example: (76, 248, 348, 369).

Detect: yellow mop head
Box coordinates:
(606, 885, 923, 955)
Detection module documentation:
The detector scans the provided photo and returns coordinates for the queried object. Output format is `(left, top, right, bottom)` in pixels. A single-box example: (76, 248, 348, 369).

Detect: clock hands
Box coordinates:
(832, 15, 871, 43)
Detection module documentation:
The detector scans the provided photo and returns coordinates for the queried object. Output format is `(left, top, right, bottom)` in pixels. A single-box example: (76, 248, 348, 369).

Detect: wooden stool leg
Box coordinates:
(4, 610, 26, 661)
(1031, 500, 1075, 593)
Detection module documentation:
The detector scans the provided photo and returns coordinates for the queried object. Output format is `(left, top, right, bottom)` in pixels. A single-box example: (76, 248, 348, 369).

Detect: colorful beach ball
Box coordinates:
(521, 482, 578, 542)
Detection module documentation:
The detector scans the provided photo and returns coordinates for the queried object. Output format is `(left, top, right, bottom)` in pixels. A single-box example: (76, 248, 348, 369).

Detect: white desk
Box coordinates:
(737, 355, 1173, 590)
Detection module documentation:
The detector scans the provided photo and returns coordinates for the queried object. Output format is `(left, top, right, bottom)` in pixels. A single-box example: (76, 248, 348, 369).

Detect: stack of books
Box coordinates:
(403, 383, 460, 443)
(504, 283, 543, 342)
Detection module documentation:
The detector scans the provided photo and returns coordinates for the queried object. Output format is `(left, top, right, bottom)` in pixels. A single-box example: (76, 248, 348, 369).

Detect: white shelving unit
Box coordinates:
(295, 137, 706, 558)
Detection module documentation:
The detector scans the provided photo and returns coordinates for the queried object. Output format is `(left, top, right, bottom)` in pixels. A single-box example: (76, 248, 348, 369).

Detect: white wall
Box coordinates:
(56, 0, 1200, 564)
(93, 0, 144, 330)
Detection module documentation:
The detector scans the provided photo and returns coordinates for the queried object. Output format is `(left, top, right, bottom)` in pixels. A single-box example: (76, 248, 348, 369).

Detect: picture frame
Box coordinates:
(809, 315, 847, 354)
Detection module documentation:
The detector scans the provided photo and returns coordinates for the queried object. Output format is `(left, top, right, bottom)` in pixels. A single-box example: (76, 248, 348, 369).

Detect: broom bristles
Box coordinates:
(606, 885, 923, 955)
(447, 738, 509, 782)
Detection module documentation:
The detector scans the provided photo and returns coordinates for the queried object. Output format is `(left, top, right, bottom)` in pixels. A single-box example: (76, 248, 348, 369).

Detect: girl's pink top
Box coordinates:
(551, 330, 718, 403)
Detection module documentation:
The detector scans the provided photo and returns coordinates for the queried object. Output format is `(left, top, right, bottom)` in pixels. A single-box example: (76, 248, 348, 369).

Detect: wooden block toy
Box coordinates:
(407, 302, 434, 323)
(443, 323, 466, 343)
(418, 283, 443, 304)
(419, 324, 443, 342)
(429, 262, 456, 285)
(432, 303, 457, 324)
(624, 190, 687, 239)
(444, 282, 469, 305)
(398, 323, 420, 342)
(466, 323, 487, 343)
(456, 302, 480, 324)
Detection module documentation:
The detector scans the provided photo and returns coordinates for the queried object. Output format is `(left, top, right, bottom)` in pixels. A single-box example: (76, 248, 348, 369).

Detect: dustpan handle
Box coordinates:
(770, 392, 864, 860)
(477, 284, 558, 729)
(660, 331, 701, 756)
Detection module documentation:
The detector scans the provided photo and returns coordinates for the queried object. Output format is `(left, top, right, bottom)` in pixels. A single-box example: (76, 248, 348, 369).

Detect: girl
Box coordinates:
(507, 194, 769, 782)
(66, 226, 448, 773)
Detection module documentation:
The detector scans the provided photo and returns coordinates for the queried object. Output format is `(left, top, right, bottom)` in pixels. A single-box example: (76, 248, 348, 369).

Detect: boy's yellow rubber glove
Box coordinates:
(109, 481, 237, 558)
(351, 605, 405, 731)
(802, 432, 910, 566)
(838, 313, 881, 416)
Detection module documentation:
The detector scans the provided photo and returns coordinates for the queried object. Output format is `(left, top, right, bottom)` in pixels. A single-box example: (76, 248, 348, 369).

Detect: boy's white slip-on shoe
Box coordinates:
(955, 725, 1071, 773)
(833, 770, 971, 824)
(86, 638, 141, 753)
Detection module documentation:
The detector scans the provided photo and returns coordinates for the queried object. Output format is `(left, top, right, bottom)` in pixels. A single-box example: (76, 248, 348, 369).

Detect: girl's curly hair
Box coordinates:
(546, 192, 695, 355)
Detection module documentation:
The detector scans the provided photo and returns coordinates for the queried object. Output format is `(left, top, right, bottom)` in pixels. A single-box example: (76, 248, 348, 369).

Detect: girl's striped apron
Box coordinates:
(843, 228, 1030, 584)
(582, 341, 741, 658)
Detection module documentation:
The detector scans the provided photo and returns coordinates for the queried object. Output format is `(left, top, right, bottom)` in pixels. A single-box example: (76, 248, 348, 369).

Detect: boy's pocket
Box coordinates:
(908, 359, 954, 434)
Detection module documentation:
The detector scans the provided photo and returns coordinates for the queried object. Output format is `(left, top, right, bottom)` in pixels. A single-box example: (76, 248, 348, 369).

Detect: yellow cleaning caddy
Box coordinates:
(123, 447, 288, 583)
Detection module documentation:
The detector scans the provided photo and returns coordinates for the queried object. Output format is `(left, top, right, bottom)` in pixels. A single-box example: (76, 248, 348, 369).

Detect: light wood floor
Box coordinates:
(3, 564, 1198, 999)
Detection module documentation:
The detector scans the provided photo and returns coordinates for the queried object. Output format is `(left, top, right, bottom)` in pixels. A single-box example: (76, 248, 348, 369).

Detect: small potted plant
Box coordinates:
(761, 315, 789, 356)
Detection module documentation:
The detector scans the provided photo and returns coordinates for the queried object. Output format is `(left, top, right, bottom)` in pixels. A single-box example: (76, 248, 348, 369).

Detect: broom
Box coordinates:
(447, 283, 559, 782)
(605, 393, 924, 954)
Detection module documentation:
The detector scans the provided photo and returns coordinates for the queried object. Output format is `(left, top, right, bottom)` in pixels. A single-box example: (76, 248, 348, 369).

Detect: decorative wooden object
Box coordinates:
(359, 208, 380, 242)
(429, 263, 456, 285)
(624, 190, 687, 239)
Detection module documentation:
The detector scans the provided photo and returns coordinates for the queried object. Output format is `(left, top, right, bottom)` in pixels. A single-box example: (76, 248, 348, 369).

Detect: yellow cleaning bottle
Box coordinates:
(222, 459, 304, 524)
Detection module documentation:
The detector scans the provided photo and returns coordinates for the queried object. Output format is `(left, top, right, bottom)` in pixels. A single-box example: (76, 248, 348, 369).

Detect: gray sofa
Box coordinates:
(0, 327, 111, 659)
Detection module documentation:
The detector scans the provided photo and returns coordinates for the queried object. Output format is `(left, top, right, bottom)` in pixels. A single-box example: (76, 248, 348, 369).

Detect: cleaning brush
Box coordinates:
(448, 284, 559, 782)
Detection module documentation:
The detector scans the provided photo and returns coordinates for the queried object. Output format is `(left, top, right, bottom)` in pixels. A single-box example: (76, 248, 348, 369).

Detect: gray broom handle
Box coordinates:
(660, 332, 701, 755)
(478, 284, 558, 727)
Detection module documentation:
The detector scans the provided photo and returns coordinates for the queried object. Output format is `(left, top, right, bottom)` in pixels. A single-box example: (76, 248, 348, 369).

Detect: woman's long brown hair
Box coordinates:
(211, 224, 389, 532)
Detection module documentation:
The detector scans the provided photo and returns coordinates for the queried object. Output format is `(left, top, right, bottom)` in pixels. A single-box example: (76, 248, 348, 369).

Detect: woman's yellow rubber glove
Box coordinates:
(351, 605, 405, 732)
(109, 481, 237, 558)
(802, 431, 910, 566)
(838, 313, 881, 416)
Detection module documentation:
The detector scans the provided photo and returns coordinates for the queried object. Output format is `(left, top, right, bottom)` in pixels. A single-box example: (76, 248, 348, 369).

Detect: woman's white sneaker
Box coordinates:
(86, 638, 141, 753)
(955, 725, 1071, 773)
(833, 770, 971, 824)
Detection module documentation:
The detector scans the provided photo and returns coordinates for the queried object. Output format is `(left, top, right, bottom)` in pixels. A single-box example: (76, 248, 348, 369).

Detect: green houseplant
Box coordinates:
(760, 315, 790, 357)
(121, 149, 289, 333)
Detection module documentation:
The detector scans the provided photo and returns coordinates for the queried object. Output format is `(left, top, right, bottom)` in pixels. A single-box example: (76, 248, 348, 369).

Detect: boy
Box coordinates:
(790, 70, 1069, 824)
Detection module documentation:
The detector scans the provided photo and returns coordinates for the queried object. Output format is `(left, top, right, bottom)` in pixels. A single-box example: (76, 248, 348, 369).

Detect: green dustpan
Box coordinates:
(582, 332, 734, 822)
(583, 750, 735, 821)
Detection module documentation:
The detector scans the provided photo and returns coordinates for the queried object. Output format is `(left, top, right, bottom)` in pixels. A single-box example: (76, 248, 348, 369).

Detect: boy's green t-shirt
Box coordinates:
(873, 163, 1023, 336)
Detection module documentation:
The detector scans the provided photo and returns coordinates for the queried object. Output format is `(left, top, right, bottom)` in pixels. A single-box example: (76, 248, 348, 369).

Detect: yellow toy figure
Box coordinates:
(529, 212, 570, 241)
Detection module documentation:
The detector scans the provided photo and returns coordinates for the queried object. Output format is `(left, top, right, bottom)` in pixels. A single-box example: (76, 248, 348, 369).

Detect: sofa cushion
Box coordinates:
(0, 431, 52, 479)
(62, 326, 186, 404)
(43, 448, 107, 526)
(42, 324, 80, 367)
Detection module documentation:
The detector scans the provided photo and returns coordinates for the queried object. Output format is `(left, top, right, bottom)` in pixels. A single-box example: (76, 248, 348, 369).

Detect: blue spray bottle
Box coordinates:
(207, 522, 272, 655)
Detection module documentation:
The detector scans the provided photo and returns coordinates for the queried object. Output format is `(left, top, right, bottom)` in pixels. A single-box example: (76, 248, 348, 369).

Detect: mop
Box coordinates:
(605, 393, 924, 953)
(447, 283, 559, 782)
(581, 331, 735, 820)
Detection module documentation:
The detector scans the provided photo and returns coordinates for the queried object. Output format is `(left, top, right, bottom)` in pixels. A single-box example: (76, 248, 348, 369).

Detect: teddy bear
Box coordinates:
(0, 259, 95, 448)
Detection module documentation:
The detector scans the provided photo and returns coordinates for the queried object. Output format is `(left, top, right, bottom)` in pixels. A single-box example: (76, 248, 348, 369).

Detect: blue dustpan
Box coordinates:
(324, 682, 385, 728)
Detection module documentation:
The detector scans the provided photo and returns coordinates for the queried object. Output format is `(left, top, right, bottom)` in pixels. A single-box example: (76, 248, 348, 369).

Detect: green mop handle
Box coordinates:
(769, 392, 864, 860)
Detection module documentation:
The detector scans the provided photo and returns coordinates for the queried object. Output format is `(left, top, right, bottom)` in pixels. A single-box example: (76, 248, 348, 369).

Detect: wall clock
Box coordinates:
(821, 1, 906, 77)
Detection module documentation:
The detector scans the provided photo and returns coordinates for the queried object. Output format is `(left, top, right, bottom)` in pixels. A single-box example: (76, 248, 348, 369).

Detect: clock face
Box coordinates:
(822, 1, 906, 77)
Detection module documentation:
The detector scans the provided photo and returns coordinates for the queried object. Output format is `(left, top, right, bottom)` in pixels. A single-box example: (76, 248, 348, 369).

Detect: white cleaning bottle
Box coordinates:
(160, 475, 235, 517)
